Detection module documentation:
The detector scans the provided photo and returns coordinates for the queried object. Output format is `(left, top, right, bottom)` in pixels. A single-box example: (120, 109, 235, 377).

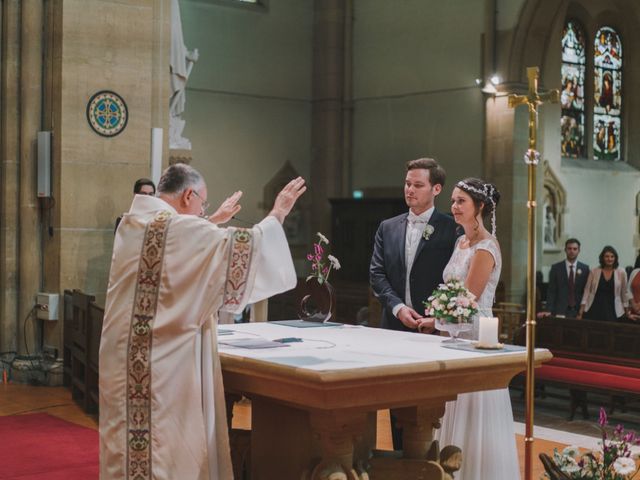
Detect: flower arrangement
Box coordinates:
(306, 232, 341, 285)
(424, 279, 478, 324)
(542, 408, 640, 479)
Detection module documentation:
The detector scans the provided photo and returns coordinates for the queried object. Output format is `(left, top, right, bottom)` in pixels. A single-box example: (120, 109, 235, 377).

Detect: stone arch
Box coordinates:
(507, 0, 640, 167)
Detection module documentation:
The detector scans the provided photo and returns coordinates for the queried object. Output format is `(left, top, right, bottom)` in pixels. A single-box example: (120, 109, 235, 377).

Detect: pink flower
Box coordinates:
(599, 407, 608, 428)
(306, 232, 340, 284)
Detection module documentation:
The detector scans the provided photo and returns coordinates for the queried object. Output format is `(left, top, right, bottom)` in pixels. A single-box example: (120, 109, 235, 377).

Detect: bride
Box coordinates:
(421, 177, 519, 480)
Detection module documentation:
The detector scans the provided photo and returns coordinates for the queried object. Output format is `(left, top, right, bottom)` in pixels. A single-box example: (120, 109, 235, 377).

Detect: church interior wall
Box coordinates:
(180, 0, 312, 225)
(53, 0, 164, 312)
(351, 0, 485, 203)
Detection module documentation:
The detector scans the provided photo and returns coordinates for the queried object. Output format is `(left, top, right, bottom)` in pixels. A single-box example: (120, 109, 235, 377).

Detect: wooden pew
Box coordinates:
(63, 289, 103, 414)
(514, 316, 640, 419)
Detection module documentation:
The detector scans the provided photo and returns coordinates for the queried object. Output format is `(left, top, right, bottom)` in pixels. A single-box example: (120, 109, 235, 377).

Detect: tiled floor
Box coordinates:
(1, 383, 595, 479)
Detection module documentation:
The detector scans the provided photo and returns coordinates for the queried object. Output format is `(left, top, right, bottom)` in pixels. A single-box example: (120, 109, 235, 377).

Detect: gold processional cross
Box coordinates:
(508, 66, 559, 480)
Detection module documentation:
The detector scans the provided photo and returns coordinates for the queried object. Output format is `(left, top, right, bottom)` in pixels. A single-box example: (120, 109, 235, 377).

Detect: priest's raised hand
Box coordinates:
(208, 190, 242, 224)
(269, 176, 307, 224)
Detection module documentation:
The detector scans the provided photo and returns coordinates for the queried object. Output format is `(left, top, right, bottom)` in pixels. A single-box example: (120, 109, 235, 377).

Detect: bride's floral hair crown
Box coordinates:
(455, 179, 500, 236)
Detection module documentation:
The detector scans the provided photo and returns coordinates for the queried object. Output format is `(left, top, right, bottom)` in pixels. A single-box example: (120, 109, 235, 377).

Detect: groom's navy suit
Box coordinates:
(370, 209, 459, 331)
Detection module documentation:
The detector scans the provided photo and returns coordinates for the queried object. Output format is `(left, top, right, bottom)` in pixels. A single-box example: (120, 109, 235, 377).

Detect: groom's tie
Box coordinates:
(568, 264, 576, 308)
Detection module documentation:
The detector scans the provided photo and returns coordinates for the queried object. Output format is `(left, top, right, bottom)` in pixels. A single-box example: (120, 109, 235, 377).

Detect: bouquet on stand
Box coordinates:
(424, 279, 478, 343)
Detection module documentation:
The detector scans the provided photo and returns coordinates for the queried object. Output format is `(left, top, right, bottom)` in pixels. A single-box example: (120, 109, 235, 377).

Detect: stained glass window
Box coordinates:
(593, 26, 622, 160)
(560, 21, 586, 158)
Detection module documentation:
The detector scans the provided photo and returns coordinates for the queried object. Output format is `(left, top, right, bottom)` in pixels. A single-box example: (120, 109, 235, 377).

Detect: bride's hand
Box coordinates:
(417, 317, 436, 334)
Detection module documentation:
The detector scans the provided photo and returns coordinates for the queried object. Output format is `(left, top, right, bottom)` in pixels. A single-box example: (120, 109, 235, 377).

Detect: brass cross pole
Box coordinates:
(508, 66, 559, 480)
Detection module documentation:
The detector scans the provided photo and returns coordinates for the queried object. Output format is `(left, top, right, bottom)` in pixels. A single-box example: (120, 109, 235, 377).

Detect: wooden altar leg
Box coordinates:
(304, 410, 369, 480)
(368, 404, 448, 480)
(394, 404, 445, 459)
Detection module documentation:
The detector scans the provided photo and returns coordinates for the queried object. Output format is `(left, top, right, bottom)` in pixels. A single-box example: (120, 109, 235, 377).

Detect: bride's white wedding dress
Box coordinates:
(434, 236, 520, 480)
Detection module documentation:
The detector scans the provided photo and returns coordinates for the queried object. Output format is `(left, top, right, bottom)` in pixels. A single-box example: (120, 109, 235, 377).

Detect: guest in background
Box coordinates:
(627, 256, 640, 321)
(543, 238, 589, 318)
(578, 245, 630, 322)
(115, 178, 156, 232)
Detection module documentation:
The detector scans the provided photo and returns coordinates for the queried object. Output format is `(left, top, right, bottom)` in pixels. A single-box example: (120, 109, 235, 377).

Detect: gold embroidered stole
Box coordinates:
(222, 229, 254, 309)
(126, 210, 172, 479)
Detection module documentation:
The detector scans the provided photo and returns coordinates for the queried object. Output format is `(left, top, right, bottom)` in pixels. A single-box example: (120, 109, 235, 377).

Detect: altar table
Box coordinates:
(219, 322, 552, 480)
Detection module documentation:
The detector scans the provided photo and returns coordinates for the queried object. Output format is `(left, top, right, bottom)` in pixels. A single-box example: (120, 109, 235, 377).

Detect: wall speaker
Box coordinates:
(37, 131, 52, 198)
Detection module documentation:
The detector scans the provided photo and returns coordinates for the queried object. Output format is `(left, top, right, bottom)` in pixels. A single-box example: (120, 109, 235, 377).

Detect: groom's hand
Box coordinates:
(397, 306, 422, 329)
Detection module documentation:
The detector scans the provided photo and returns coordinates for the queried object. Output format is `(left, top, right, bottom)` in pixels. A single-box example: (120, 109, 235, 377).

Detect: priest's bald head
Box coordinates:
(157, 163, 209, 216)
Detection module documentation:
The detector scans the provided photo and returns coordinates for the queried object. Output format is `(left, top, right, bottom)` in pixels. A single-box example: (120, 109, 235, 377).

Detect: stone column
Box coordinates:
(18, 0, 44, 354)
(484, 93, 531, 303)
(152, 0, 171, 170)
(0, 0, 22, 353)
(310, 0, 353, 235)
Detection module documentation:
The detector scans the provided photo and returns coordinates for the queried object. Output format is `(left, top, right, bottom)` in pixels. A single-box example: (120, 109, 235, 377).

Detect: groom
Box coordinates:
(370, 157, 459, 332)
(370, 157, 458, 451)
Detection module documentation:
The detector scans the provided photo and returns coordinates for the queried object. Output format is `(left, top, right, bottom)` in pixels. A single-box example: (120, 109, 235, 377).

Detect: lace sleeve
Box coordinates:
(475, 238, 501, 270)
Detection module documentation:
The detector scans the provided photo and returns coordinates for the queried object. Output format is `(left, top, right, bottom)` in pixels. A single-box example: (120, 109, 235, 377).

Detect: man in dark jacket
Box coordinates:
(545, 238, 589, 317)
(370, 158, 459, 332)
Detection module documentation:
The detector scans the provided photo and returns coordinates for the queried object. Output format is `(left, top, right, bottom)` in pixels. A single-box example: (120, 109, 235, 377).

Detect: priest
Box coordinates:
(99, 163, 305, 480)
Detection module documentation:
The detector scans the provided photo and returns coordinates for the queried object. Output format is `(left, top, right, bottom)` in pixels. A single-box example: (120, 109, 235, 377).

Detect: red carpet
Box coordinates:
(0, 413, 98, 479)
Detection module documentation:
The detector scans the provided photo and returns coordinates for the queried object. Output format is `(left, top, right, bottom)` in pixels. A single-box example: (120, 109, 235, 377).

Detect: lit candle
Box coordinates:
(478, 316, 499, 345)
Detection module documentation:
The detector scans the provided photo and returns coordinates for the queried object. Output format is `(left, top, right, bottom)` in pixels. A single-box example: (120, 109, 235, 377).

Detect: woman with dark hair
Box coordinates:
(115, 178, 157, 232)
(425, 177, 519, 479)
(578, 246, 629, 321)
(627, 255, 640, 321)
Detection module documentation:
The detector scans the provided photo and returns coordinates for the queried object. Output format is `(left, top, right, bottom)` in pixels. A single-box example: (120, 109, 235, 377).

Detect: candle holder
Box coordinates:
(473, 341, 505, 350)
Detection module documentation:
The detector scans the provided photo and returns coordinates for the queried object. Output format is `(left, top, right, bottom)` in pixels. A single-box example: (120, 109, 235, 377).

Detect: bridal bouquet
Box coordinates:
(424, 279, 478, 324)
(542, 408, 640, 479)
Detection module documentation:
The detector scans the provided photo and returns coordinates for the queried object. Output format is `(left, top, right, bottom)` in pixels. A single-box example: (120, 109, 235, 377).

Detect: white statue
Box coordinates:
(170, 0, 199, 150)
(544, 208, 557, 247)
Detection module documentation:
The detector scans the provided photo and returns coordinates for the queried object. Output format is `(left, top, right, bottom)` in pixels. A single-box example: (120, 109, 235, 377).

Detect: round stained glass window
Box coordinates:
(86, 90, 128, 137)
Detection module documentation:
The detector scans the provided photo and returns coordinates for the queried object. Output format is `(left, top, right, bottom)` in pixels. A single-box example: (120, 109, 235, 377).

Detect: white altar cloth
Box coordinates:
(218, 322, 530, 371)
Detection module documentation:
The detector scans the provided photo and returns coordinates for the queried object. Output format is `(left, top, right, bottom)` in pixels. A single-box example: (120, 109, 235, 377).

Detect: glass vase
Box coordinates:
(299, 277, 335, 323)
(435, 317, 472, 343)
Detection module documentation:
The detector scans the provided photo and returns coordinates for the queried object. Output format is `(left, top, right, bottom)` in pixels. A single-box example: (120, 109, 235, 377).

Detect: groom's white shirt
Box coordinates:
(392, 206, 434, 316)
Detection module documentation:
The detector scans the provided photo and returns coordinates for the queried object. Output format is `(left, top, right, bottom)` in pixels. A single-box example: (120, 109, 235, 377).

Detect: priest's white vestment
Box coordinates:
(99, 195, 296, 480)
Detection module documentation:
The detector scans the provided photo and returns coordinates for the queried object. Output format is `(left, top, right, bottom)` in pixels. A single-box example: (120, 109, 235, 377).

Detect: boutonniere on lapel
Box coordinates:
(423, 224, 435, 241)
(577, 269, 583, 275)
